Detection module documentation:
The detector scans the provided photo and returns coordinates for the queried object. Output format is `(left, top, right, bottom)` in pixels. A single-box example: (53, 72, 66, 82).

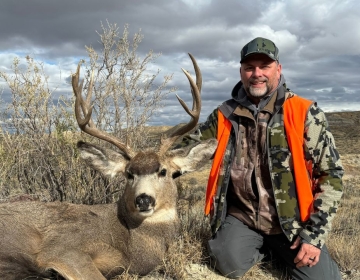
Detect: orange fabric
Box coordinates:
(283, 96, 314, 221)
(205, 96, 314, 222)
(204, 110, 232, 215)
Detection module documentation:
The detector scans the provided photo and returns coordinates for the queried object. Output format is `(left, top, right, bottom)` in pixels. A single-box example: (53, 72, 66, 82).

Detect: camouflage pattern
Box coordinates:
(183, 87, 344, 249)
(268, 96, 343, 248)
(240, 37, 279, 62)
(227, 91, 283, 235)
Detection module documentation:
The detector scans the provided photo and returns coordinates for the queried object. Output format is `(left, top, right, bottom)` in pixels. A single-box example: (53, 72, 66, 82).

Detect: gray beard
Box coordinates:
(247, 84, 269, 99)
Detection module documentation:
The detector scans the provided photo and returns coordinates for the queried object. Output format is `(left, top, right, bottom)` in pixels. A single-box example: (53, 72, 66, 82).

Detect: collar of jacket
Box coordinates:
(218, 77, 295, 141)
(232, 74, 286, 117)
(233, 90, 278, 119)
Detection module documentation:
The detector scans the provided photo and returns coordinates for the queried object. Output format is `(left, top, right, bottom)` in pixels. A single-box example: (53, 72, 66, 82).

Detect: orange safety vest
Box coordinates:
(204, 110, 232, 215)
(205, 96, 314, 222)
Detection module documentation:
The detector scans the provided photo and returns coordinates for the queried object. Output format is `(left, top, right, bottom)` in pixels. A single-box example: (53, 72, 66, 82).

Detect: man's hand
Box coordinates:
(290, 236, 321, 268)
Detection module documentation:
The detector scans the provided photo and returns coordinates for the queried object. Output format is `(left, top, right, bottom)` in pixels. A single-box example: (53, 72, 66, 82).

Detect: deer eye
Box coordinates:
(159, 169, 167, 177)
(126, 172, 134, 180)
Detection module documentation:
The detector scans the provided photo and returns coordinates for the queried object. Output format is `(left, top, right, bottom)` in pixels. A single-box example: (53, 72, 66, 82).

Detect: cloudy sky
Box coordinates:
(0, 0, 359, 126)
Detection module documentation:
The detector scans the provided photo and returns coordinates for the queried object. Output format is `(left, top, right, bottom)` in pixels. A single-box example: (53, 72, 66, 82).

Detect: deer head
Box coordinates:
(0, 55, 218, 280)
(72, 54, 217, 223)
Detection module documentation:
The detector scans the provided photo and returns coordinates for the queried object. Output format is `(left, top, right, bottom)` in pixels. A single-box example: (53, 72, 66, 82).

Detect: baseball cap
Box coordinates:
(240, 37, 279, 63)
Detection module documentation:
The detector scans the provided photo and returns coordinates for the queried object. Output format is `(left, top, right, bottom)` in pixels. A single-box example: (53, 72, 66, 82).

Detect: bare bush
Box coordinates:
(0, 56, 79, 202)
(84, 21, 176, 149)
(0, 23, 175, 204)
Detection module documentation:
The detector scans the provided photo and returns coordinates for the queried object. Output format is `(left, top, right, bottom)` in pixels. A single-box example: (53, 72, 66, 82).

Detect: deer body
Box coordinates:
(0, 200, 177, 279)
(1, 202, 126, 279)
(0, 54, 217, 279)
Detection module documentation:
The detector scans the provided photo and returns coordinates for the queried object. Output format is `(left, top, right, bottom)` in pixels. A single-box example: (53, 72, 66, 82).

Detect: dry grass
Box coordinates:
(110, 113, 360, 280)
(327, 154, 360, 279)
(1, 112, 360, 280)
(120, 153, 360, 280)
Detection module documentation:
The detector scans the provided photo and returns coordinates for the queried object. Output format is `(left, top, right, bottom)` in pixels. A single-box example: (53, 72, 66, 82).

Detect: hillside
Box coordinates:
(152, 111, 360, 154)
(326, 111, 360, 154)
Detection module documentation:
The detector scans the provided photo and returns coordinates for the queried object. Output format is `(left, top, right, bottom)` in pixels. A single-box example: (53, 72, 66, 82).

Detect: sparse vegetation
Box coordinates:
(0, 23, 174, 205)
(0, 22, 359, 279)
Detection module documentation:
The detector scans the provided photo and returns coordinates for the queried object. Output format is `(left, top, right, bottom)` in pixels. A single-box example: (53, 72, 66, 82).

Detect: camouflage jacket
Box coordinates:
(186, 81, 344, 249)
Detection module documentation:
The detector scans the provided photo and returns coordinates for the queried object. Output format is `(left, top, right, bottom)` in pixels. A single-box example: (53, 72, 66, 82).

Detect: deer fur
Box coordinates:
(0, 53, 213, 279)
(0, 138, 217, 279)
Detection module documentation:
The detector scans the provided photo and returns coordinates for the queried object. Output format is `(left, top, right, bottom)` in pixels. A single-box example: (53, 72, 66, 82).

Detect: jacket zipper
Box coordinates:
(254, 114, 261, 230)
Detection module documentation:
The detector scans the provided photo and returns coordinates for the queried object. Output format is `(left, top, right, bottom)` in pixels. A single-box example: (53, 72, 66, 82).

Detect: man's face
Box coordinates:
(240, 54, 282, 101)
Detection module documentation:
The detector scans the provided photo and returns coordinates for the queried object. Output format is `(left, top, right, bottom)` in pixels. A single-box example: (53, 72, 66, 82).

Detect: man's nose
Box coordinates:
(252, 67, 262, 77)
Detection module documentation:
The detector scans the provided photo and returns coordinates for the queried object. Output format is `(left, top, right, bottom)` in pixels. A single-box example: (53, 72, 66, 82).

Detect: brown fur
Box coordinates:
(0, 139, 217, 280)
(127, 151, 160, 175)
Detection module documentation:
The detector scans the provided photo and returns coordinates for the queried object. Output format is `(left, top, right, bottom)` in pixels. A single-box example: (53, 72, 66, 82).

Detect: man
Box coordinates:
(185, 37, 344, 279)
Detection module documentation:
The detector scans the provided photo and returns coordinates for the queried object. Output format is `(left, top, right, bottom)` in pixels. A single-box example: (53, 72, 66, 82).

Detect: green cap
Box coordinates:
(240, 37, 279, 63)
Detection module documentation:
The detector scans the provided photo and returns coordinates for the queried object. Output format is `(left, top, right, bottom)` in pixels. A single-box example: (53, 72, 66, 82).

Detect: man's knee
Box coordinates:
(207, 216, 264, 278)
(207, 240, 251, 278)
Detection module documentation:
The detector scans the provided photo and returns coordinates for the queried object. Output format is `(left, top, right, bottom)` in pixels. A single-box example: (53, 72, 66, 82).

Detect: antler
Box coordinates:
(72, 61, 135, 159)
(159, 53, 202, 154)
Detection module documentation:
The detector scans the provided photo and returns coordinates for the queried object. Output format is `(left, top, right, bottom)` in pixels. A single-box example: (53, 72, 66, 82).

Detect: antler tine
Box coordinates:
(72, 61, 135, 159)
(188, 53, 202, 93)
(159, 53, 202, 154)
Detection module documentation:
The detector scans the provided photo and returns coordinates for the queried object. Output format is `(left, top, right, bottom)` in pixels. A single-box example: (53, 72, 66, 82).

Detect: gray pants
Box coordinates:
(207, 215, 341, 279)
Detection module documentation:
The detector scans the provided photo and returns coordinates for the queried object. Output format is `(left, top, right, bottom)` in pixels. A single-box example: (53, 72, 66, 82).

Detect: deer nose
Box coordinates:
(135, 193, 155, 211)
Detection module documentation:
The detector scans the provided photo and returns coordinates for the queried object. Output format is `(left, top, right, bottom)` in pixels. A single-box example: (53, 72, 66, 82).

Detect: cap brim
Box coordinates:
(240, 51, 277, 63)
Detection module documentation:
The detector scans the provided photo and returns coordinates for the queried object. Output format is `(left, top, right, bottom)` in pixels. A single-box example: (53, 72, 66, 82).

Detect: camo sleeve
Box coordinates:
(299, 103, 344, 248)
(199, 108, 218, 140)
(176, 108, 219, 147)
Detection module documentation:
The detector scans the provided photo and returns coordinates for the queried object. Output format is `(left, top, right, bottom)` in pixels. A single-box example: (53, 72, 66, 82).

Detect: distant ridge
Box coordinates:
(325, 111, 360, 154)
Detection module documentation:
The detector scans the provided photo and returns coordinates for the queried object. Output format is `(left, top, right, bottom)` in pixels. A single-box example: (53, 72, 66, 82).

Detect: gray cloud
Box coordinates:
(0, 0, 359, 127)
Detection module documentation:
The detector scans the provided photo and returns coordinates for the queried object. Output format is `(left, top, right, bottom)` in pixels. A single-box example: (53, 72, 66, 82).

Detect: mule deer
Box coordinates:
(0, 54, 217, 280)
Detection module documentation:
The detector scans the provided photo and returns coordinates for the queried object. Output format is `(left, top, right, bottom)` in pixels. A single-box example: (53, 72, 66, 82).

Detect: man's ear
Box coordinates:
(276, 63, 282, 79)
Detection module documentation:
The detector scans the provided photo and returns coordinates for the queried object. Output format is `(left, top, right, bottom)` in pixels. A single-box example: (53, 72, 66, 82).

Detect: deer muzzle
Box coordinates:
(135, 193, 155, 213)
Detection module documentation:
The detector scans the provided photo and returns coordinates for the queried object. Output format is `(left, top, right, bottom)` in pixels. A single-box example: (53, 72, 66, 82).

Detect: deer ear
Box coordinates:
(170, 138, 217, 175)
(77, 141, 128, 178)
